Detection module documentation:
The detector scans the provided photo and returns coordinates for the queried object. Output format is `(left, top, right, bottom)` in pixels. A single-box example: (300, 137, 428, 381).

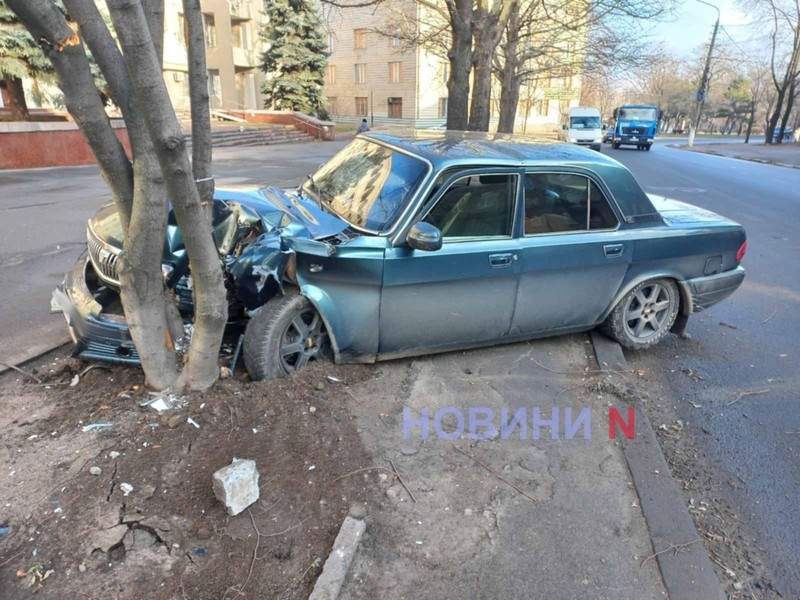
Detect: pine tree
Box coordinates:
(260, 0, 327, 115)
(0, 0, 53, 120)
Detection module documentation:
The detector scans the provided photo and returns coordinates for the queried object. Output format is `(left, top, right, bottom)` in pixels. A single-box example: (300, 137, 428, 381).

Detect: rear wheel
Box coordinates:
(243, 289, 329, 380)
(612, 141, 620, 149)
(602, 279, 680, 350)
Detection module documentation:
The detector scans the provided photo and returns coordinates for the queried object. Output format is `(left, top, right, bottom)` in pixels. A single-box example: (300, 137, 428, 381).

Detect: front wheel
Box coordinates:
(243, 289, 330, 380)
(601, 279, 680, 350)
(645, 144, 652, 151)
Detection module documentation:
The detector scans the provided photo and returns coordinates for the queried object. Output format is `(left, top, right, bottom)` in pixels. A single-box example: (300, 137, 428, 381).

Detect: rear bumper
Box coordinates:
(52, 259, 140, 364)
(686, 266, 745, 313)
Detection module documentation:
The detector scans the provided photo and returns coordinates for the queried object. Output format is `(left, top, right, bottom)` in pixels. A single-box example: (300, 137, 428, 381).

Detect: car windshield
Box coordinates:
(302, 138, 429, 233)
(619, 108, 658, 121)
(570, 116, 601, 129)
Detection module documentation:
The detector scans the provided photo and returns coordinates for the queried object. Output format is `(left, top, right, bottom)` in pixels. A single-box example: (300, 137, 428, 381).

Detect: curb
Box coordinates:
(591, 332, 725, 600)
(0, 338, 70, 376)
(667, 144, 800, 170)
(308, 513, 366, 600)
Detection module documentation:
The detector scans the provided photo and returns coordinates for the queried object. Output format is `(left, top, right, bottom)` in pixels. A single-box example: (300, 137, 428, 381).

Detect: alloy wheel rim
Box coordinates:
(624, 283, 672, 341)
(279, 309, 327, 373)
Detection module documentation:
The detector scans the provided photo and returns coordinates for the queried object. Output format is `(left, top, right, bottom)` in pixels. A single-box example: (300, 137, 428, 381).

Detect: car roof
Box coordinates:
(364, 130, 619, 168)
(361, 130, 661, 222)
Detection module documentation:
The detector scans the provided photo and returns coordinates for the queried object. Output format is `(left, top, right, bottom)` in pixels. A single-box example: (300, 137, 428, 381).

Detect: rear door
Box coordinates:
(510, 170, 631, 334)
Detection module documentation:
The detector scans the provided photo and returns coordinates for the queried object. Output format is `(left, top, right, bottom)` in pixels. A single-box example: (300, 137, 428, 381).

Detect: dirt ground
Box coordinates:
(634, 371, 783, 599)
(0, 348, 377, 600)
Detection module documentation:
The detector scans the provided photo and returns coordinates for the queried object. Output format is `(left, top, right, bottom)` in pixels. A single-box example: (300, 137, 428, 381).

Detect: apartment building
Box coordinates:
(323, 1, 450, 127)
(322, 2, 583, 132)
(162, 0, 267, 112)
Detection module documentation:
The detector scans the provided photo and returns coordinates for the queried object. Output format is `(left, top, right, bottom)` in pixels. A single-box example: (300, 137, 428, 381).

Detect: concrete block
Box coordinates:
(309, 516, 366, 600)
(212, 458, 260, 516)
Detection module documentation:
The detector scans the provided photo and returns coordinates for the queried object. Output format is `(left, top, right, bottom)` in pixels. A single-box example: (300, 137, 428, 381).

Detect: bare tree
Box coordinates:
(8, 0, 227, 392)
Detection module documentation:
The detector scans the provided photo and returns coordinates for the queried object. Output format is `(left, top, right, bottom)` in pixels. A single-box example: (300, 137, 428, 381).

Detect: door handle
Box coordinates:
(603, 244, 624, 258)
(489, 253, 515, 268)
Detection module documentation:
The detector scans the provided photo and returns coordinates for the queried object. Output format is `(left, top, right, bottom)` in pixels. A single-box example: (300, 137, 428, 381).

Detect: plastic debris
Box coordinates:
(140, 393, 186, 413)
(326, 375, 342, 383)
(70, 374, 80, 387)
(0, 526, 10, 535)
(187, 417, 201, 429)
(193, 547, 206, 556)
(120, 483, 134, 496)
(82, 423, 113, 432)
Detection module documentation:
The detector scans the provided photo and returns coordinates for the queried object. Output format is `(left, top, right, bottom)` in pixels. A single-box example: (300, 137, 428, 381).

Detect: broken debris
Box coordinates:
(212, 458, 260, 516)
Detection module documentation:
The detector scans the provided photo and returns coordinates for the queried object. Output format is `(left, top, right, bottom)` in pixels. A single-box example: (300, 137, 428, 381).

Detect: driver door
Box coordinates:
(378, 170, 522, 357)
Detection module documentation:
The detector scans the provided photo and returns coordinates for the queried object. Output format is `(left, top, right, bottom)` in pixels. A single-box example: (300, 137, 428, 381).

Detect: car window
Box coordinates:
(304, 138, 429, 233)
(524, 173, 617, 235)
(424, 174, 516, 239)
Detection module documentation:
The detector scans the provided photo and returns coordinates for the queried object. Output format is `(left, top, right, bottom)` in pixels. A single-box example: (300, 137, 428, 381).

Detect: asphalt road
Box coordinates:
(606, 139, 800, 598)
(0, 138, 351, 368)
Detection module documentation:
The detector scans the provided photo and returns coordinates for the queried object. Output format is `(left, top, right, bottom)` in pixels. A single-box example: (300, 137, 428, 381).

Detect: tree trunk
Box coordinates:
(776, 80, 796, 145)
(744, 100, 755, 144)
(496, 9, 520, 135)
(468, 51, 493, 131)
(182, 0, 214, 216)
(106, 0, 227, 392)
(765, 84, 787, 144)
(445, 0, 472, 131)
(4, 77, 30, 121)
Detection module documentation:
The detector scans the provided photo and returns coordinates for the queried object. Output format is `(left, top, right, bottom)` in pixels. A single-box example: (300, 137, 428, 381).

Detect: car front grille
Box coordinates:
(621, 127, 644, 135)
(87, 224, 121, 286)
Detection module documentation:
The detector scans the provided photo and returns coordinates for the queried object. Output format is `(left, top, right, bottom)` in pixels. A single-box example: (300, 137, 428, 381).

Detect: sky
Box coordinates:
(653, 0, 753, 58)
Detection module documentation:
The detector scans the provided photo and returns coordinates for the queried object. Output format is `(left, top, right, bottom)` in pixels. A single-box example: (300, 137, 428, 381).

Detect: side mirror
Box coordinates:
(406, 222, 442, 252)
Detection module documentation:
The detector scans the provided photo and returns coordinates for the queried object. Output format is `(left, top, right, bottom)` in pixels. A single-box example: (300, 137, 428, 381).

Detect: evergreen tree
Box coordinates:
(0, 0, 52, 120)
(260, 0, 327, 115)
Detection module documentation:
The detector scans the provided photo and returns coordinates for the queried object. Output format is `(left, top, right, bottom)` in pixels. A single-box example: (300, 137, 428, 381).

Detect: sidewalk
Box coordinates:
(341, 336, 671, 599)
(672, 140, 800, 169)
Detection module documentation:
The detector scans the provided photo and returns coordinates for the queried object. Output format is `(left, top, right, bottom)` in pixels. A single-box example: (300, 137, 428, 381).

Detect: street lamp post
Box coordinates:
(688, 0, 720, 148)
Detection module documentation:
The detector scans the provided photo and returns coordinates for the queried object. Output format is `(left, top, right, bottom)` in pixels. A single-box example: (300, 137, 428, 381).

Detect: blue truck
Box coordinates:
(611, 105, 660, 151)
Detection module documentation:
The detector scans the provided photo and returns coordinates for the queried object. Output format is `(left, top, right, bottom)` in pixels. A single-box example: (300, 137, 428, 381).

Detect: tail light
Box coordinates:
(736, 241, 748, 262)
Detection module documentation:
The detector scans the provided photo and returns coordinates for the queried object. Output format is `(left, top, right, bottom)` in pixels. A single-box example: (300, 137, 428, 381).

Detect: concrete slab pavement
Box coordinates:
(340, 335, 670, 599)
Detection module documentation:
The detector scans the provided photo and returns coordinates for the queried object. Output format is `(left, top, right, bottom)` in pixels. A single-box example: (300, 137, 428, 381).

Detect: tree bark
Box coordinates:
(496, 7, 520, 134)
(777, 79, 796, 145)
(445, 0, 472, 131)
(106, 0, 227, 392)
(182, 0, 214, 215)
(4, 77, 30, 121)
(468, 0, 515, 132)
(70, 0, 182, 388)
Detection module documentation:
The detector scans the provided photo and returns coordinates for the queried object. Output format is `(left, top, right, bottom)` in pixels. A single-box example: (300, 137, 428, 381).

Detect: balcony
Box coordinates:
(232, 47, 257, 68)
(228, 0, 251, 20)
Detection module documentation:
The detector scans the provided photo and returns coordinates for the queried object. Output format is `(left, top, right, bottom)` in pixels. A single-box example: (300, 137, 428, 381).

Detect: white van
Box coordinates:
(559, 107, 603, 151)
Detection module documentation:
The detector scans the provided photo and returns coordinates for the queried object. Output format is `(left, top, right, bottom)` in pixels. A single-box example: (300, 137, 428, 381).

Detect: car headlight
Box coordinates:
(567, 137, 577, 143)
(162, 263, 175, 282)
(593, 138, 602, 143)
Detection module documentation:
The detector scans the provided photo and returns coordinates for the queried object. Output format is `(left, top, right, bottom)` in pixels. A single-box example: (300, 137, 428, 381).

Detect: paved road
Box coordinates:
(607, 139, 800, 597)
(0, 139, 351, 368)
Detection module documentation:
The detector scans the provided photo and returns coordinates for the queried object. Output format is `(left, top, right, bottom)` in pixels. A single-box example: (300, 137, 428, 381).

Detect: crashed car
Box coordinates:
(53, 131, 747, 380)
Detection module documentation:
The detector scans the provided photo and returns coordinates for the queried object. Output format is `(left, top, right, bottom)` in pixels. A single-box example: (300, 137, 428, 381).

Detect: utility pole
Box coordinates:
(688, 0, 720, 147)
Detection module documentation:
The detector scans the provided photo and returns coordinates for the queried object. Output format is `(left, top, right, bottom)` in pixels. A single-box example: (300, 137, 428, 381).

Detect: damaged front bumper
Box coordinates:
(51, 258, 140, 364)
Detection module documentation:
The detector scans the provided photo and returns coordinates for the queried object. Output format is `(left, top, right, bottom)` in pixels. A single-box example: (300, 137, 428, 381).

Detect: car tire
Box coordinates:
(602, 278, 680, 350)
(243, 289, 329, 380)
(612, 142, 620, 149)
(645, 144, 652, 151)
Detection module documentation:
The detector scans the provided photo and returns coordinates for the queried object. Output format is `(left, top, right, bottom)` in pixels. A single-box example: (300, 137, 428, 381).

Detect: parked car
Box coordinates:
(52, 132, 747, 380)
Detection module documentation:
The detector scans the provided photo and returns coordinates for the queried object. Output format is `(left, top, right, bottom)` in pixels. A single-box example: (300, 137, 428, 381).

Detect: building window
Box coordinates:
(440, 61, 449, 84)
(392, 28, 401, 47)
(354, 28, 367, 49)
(328, 32, 335, 53)
(355, 96, 368, 116)
(231, 22, 247, 49)
(388, 97, 402, 118)
(176, 13, 186, 46)
(203, 14, 216, 48)
(326, 65, 336, 85)
(438, 97, 448, 118)
(208, 69, 221, 108)
(354, 63, 367, 84)
(389, 61, 402, 83)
